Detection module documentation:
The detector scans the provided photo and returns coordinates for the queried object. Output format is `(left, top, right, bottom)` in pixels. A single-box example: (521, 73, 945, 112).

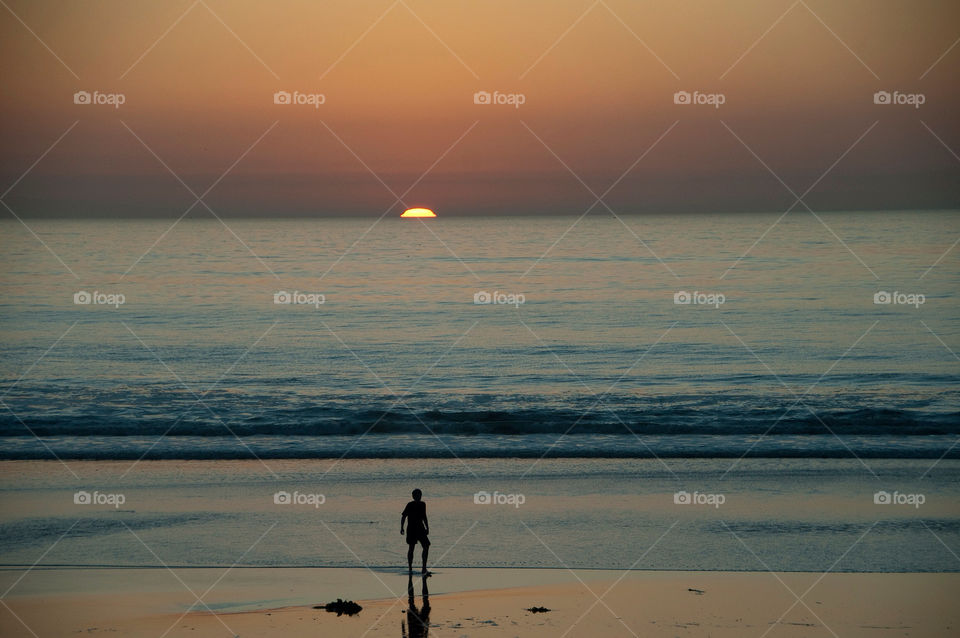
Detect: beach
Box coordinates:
(2, 567, 956, 637)
(1, 458, 956, 572)
(1, 458, 958, 636)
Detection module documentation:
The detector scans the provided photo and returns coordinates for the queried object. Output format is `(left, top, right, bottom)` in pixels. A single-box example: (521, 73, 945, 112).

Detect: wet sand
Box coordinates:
(0, 568, 956, 637)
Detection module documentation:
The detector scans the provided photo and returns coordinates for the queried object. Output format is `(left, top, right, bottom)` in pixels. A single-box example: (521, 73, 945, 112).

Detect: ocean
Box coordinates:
(0, 211, 958, 572)
(1, 212, 957, 459)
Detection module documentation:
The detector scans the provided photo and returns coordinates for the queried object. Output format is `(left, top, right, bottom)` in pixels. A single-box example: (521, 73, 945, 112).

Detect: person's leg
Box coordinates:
(407, 542, 414, 570)
(421, 540, 430, 572)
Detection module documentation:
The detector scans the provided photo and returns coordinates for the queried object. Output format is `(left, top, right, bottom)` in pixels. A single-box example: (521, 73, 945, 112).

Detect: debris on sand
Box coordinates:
(527, 606, 551, 613)
(313, 599, 363, 616)
(688, 588, 705, 595)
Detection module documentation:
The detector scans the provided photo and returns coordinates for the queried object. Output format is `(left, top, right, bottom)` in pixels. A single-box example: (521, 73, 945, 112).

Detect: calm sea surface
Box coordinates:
(1, 212, 957, 459)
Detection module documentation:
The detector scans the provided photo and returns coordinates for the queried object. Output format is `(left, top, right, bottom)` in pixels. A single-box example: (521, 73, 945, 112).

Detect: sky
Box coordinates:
(0, 0, 958, 217)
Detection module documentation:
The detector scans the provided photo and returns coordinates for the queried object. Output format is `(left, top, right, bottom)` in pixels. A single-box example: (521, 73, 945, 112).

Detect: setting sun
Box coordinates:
(401, 207, 436, 218)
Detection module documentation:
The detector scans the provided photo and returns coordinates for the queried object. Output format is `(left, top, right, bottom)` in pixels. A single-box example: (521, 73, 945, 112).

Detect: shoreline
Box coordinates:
(1, 458, 954, 573)
(3, 564, 958, 574)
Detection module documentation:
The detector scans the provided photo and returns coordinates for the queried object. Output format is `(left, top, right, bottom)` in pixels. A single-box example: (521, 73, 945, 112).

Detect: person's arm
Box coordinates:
(423, 506, 429, 535)
(400, 511, 406, 535)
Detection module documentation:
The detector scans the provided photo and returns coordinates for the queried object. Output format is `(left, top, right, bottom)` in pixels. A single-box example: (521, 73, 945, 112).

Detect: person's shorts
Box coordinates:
(406, 528, 430, 546)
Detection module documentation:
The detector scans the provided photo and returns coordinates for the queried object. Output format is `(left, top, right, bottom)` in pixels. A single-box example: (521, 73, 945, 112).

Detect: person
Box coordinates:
(400, 488, 430, 574)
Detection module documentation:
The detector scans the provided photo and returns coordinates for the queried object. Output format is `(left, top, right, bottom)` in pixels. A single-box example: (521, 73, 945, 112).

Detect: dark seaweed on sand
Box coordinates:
(527, 606, 551, 613)
(314, 599, 363, 616)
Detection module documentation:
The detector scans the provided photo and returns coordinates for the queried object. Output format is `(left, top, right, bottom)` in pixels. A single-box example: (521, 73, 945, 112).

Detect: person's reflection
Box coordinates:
(402, 573, 431, 638)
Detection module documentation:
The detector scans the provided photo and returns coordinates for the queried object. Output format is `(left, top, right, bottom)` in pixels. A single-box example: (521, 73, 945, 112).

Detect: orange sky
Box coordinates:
(1, 0, 957, 216)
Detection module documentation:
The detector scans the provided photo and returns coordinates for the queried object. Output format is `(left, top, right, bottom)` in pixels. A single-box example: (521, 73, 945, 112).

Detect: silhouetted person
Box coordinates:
(400, 488, 430, 574)
(402, 572, 431, 638)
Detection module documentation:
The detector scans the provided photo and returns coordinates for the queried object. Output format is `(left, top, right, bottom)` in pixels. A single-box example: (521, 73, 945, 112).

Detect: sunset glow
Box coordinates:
(401, 208, 436, 218)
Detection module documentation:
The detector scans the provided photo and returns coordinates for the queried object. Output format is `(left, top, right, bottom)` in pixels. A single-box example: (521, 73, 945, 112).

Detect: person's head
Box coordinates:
(411, 489, 422, 501)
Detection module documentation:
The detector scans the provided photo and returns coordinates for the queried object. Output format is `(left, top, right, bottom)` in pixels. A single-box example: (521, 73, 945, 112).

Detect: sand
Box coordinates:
(0, 568, 956, 637)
